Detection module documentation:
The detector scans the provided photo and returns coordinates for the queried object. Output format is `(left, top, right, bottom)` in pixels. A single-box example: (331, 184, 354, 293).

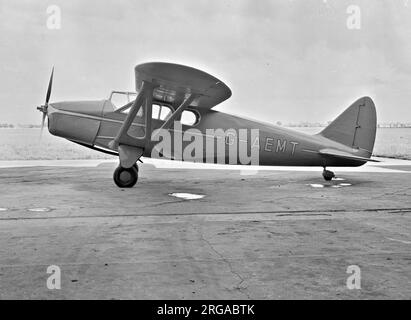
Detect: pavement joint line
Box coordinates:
(0, 207, 410, 221)
(0, 251, 410, 269)
(386, 237, 411, 245)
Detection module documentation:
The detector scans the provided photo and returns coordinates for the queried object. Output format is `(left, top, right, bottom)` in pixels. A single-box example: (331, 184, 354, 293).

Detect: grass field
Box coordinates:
(0, 128, 410, 160)
(0, 129, 111, 160)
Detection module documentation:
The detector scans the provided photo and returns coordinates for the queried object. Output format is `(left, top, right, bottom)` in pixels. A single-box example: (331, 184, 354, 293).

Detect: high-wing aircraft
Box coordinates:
(37, 62, 378, 188)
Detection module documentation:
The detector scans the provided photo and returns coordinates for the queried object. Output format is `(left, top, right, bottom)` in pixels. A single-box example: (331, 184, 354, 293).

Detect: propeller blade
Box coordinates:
(40, 112, 46, 138)
(45, 67, 54, 105)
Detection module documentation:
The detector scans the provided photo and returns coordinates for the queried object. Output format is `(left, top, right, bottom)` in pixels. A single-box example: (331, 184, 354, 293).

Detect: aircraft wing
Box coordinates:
(318, 148, 380, 162)
(135, 62, 232, 109)
(109, 62, 231, 168)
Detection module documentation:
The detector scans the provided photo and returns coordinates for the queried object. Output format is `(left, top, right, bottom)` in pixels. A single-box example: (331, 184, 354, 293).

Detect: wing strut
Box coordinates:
(108, 82, 199, 168)
(108, 81, 156, 168)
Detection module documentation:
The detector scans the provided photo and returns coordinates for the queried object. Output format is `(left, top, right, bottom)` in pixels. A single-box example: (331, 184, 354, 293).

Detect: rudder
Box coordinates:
(319, 97, 377, 156)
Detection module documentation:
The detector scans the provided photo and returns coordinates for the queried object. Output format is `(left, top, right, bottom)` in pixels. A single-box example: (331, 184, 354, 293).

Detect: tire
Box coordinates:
(322, 170, 335, 181)
(113, 165, 138, 188)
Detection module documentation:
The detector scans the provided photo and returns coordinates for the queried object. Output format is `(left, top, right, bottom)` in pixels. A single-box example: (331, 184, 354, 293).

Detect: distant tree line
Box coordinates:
(0, 123, 14, 128)
(0, 124, 43, 129)
(1, 122, 410, 129)
(284, 122, 411, 128)
(17, 124, 42, 128)
(378, 123, 411, 128)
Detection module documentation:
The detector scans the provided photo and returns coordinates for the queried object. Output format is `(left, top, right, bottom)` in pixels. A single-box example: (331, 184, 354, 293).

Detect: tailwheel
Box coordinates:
(113, 164, 138, 188)
(322, 167, 335, 181)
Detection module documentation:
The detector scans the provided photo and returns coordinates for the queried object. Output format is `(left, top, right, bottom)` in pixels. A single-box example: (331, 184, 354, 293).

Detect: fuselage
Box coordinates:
(47, 99, 365, 167)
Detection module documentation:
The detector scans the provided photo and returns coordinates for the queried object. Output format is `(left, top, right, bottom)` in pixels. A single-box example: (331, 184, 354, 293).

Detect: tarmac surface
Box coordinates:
(0, 158, 410, 299)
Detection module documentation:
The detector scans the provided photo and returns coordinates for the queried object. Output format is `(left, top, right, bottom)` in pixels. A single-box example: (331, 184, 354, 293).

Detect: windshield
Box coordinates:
(109, 91, 138, 110)
(107, 91, 174, 121)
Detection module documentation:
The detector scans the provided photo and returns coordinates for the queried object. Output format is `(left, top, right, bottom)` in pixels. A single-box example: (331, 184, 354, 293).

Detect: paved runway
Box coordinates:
(0, 158, 410, 299)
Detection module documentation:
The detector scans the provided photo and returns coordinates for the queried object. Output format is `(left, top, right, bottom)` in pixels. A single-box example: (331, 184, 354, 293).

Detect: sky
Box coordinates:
(1, 0, 411, 125)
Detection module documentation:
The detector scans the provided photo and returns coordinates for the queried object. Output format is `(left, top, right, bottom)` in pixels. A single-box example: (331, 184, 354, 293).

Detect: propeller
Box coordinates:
(37, 67, 54, 137)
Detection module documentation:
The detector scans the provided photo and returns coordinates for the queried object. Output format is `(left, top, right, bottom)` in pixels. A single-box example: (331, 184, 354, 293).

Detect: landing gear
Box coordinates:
(322, 167, 335, 181)
(113, 164, 138, 188)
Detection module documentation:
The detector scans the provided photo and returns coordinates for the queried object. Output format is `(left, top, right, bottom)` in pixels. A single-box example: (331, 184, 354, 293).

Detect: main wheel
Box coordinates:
(322, 169, 335, 181)
(113, 165, 138, 188)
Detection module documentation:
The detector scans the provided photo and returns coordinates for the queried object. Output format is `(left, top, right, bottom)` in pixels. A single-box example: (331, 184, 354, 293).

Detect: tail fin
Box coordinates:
(319, 97, 377, 156)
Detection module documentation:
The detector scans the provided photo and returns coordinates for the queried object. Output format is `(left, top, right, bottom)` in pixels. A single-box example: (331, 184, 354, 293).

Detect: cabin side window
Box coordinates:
(180, 110, 199, 126)
(152, 104, 160, 119)
(152, 104, 172, 121)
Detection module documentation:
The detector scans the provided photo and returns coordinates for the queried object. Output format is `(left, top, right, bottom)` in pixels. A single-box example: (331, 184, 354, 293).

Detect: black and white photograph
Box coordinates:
(0, 0, 410, 306)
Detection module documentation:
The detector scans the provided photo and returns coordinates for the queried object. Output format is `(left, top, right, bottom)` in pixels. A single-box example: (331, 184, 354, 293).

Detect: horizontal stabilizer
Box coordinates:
(318, 148, 380, 163)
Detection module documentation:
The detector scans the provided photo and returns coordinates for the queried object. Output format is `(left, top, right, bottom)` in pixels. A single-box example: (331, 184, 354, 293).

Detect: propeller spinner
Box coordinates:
(37, 67, 54, 136)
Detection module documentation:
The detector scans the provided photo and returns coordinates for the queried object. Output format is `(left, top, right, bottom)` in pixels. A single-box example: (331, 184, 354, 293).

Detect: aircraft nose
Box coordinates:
(49, 100, 105, 117)
(47, 100, 104, 144)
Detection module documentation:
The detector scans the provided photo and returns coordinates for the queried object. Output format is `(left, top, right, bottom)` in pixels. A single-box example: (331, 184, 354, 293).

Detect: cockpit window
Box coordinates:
(109, 91, 174, 120)
(152, 104, 160, 119)
(152, 104, 172, 121)
(120, 103, 173, 119)
(109, 91, 143, 116)
(160, 106, 172, 120)
(109, 91, 137, 110)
